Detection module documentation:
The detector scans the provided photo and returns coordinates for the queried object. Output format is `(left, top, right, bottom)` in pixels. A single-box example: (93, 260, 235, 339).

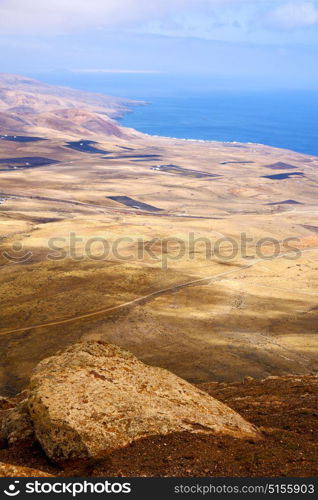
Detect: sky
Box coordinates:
(0, 0, 318, 89)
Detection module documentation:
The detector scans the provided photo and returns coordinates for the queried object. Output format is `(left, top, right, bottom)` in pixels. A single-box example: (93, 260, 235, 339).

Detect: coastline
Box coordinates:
(123, 129, 318, 160)
(119, 91, 318, 157)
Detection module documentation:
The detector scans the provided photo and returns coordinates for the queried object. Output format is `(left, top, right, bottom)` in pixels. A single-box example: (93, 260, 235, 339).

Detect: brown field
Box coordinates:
(0, 74, 318, 396)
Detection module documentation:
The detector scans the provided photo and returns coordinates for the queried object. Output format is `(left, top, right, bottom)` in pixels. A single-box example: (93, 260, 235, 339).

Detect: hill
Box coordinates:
(0, 73, 140, 139)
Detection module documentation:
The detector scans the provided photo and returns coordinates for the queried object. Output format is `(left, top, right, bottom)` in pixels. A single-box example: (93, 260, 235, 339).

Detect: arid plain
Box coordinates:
(0, 74, 318, 396)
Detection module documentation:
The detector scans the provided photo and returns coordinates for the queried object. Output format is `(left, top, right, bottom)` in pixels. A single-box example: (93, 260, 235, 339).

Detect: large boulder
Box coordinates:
(3, 342, 260, 462)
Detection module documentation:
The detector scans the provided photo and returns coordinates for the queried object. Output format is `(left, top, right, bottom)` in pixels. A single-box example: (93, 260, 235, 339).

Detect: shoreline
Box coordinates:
(118, 93, 318, 158)
(121, 126, 318, 159)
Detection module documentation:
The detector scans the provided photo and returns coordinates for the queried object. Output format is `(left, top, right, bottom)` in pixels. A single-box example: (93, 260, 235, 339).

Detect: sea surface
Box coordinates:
(31, 73, 318, 156)
(121, 91, 318, 156)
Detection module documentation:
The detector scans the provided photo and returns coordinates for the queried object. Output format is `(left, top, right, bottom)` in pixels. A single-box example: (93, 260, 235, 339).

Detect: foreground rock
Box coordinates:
(3, 342, 259, 462)
(0, 462, 52, 478)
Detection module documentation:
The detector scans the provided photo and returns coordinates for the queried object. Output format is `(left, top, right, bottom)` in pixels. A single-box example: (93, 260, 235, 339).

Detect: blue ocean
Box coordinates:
(121, 91, 318, 156)
(31, 73, 318, 156)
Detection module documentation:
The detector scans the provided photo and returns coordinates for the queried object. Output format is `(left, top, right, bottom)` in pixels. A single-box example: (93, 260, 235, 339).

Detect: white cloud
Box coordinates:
(266, 1, 318, 30)
(0, 0, 246, 33)
(2, 1, 317, 43)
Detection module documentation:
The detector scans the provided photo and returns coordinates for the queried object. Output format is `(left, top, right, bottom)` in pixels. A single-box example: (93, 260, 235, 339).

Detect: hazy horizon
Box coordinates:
(1, 1, 318, 90)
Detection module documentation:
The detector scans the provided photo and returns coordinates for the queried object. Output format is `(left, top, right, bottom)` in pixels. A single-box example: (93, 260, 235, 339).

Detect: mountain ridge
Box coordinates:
(0, 73, 141, 139)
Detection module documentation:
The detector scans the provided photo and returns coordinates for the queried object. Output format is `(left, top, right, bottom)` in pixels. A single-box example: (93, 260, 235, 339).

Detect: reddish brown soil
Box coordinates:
(0, 375, 317, 477)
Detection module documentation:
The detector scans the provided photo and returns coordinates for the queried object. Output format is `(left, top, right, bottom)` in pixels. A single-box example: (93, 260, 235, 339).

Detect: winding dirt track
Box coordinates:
(1, 246, 317, 336)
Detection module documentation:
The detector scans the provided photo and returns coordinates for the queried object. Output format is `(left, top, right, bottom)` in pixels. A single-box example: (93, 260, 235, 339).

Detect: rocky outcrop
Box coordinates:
(2, 342, 259, 463)
(1, 399, 35, 447)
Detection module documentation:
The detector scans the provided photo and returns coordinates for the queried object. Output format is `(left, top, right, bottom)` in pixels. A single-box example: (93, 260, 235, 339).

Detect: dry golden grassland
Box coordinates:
(1, 131, 318, 395)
